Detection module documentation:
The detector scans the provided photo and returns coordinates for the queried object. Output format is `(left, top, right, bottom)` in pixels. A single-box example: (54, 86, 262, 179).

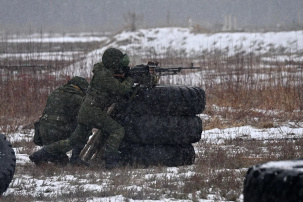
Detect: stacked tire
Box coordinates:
(0, 134, 16, 195)
(243, 159, 303, 202)
(116, 85, 206, 167)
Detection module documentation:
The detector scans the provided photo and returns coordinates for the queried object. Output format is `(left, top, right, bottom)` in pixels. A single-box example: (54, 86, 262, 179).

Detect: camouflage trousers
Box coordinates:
(39, 119, 74, 146)
(44, 95, 125, 156)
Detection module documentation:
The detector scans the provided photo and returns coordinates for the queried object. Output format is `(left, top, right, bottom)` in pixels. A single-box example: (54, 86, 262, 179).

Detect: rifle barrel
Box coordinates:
(155, 67, 200, 74)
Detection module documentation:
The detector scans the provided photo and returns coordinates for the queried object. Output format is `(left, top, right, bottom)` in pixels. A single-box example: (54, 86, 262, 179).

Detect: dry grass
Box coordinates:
(6, 136, 303, 201)
(0, 38, 95, 133)
(1, 35, 303, 201)
(1, 41, 302, 133)
(0, 73, 70, 134)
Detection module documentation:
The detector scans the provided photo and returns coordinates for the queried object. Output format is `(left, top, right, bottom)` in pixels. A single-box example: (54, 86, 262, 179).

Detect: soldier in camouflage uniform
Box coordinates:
(30, 76, 89, 166)
(29, 48, 134, 169)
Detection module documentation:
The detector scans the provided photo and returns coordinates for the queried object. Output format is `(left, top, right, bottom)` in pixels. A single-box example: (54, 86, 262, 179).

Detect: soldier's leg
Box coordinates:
(47, 96, 104, 166)
(93, 112, 125, 169)
(30, 96, 95, 166)
(30, 124, 91, 166)
(93, 130, 110, 161)
(39, 120, 72, 146)
(37, 122, 70, 166)
(39, 122, 60, 145)
(30, 123, 71, 166)
(70, 130, 92, 166)
(76, 99, 124, 168)
(70, 145, 90, 166)
(44, 124, 91, 155)
(29, 147, 56, 166)
(93, 111, 125, 153)
(79, 130, 109, 167)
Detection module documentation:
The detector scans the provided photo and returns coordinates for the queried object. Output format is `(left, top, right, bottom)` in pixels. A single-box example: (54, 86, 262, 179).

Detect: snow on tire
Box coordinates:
(0, 134, 16, 195)
(122, 115, 202, 145)
(123, 85, 206, 116)
(243, 159, 303, 202)
(120, 143, 195, 167)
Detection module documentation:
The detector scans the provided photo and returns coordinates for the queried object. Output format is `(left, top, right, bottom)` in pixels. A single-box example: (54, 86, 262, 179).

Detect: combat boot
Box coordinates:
(51, 153, 69, 166)
(70, 147, 89, 167)
(29, 148, 56, 166)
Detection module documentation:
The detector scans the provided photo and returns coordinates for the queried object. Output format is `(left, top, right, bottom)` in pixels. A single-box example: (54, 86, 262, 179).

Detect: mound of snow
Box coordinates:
(56, 27, 303, 77)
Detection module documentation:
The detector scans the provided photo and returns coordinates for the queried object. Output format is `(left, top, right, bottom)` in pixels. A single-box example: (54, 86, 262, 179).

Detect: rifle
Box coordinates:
(115, 61, 200, 87)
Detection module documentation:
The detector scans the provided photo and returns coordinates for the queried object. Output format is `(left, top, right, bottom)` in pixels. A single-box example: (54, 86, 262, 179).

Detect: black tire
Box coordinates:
(243, 159, 303, 202)
(120, 85, 206, 116)
(119, 143, 195, 167)
(122, 115, 202, 145)
(0, 134, 16, 195)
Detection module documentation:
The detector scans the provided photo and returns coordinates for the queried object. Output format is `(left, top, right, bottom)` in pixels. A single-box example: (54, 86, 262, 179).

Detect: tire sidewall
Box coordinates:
(0, 134, 16, 195)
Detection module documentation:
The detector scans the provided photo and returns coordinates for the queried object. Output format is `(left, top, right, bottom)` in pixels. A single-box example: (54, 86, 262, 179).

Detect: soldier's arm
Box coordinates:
(103, 75, 134, 96)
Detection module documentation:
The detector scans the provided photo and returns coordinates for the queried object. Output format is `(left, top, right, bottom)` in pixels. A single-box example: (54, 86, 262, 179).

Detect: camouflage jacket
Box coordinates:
(40, 84, 85, 129)
(87, 62, 134, 108)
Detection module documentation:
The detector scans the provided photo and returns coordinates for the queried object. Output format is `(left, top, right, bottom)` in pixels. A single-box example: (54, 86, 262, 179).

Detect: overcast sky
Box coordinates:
(0, 0, 302, 33)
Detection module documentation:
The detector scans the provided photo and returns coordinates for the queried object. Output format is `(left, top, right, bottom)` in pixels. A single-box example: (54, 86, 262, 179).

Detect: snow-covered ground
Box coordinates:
(7, 124, 303, 164)
(5, 32, 110, 43)
(2, 27, 303, 78)
(1, 27, 303, 201)
(58, 28, 303, 77)
(3, 120, 303, 201)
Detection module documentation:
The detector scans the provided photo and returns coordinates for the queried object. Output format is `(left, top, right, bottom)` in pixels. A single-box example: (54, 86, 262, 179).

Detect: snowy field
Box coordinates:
(3, 121, 303, 201)
(55, 28, 303, 77)
(1, 27, 303, 201)
(2, 27, 302, 78)
(2, 121, 303, 201)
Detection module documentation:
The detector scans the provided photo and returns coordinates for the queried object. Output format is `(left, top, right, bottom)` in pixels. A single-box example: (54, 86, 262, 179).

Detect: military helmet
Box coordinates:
(68, 76, 89, 92)
(102, 48, 128, 70)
